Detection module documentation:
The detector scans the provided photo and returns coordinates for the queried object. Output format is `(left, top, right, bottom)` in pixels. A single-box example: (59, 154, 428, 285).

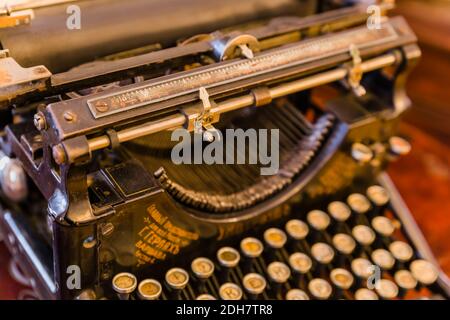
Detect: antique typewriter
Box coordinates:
(0, 0, 449, 300)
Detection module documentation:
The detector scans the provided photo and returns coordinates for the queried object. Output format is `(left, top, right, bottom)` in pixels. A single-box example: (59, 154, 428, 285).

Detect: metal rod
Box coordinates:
(85, 52, 398, 154)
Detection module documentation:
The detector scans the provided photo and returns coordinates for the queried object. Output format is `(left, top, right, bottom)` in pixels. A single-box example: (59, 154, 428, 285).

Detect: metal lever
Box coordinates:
(347, 44, 367, 97)
(196, 87, 219, 142)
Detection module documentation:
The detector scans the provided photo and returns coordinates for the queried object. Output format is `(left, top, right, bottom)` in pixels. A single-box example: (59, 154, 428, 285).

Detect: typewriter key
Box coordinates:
(165, 268, 189, 299)
(351, 258, 374, 281)
(267, 261, 291, 284)
(389, 241, 414, 263)
(285, 219, 309, 240)
(389, 136, 412, 157)
(371, 249, 395, 271)
(112, 272, 137, 300)
(366, 185, 390, 213)
(371, 216, 395, 238)
(288, 252, 312, 287)
(352, 225, 376, 254)
(410, 260, 439, 286)
(394, 270, 417, 297)
(332, 233, 356, 256)
(347, 193, 371, 226)
(191, 257, 215, 280)
(285, 219, 310, 252)
(328, 201, 351, 223)
(264, 228, 287, 249)
(347, 193, 371, 215)
(285, 289, 310, 300)
(264, 228, 288, 261)
(311, 242, 335, 268)
(217, 247, 240, 268)
(307, 210, 331, 232)
(217, 247, 241, 282)
(241, 237, 264, 258)
(327, 201, 352, 234)
(137, 279, 162, 300)
(240, 237, 264, 273)
(242, 273, 267, 299)
(196, 294, 217, 300)
(330, 268, 354, 299)
(289, 252, 313, 275)
(375, 279, 399, 300)
(267, 261, 291, 298)
(219, 283, 243, 300)
(354, 288, 379, 300)
(191, 257, 215, 293)
(308, 278, 332, 300)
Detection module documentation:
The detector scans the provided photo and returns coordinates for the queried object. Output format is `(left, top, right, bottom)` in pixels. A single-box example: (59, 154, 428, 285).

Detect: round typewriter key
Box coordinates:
(165, 268, 189, 299)
(191, 257, 215, 279)
(242, 273, 267, 299)
(286, 289, 310, 300)
(308, 278, 332, 300)
(351, 258, 374, 280)
(371, 249, 395, 271)
(352, 225, 376, 248)
(240, 237, 264, 258)
(389, 136, 412, 157)
(366, 185, 390, 208)
(267, 261, 291, 298)
(267, 261, 291, 284)
(289, 252, 312, 275)
(394, 270, 417, 297)
(217, 247, 240, 282)
(217, 247, 240, 268)
(330, 268, 354, 290)
(389, 241, 414, 263)
(307, 210, 330, 231)
(410, 259, 439, 286)
(375, 279, 399, 300)
(196, 294, 216, 300)
(347, 193, 371, 215)
(285, 219, 309, 241)
(112, 272, 137, 300)
(355, 288, 379, 300)
(371, 216, 395, 238)
(311, 242, 335, 266)
(264, 228, 287, 249)
(137, 279, 162, 300)
(219, 283, 243, 300)
(332, 233, 356, 256)
(328, 201, 351, 222)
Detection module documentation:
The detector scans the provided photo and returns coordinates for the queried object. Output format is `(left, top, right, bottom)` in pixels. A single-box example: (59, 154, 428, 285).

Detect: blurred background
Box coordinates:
(387, 0, 450, 280)
(0, 0, 449, 299)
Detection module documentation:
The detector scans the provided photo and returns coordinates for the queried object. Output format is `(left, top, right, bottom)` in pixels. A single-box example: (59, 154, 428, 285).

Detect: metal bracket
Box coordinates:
(194, 87, 220, 142)
(347, 44, 367, 97)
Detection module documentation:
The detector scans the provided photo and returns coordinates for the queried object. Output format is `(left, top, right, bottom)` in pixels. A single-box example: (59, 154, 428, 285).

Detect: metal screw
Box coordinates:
(52, 144, 67, 165)
(33, 112, 47, 131)
(100, 223, 114, 237)
(63, 111, 76, 122)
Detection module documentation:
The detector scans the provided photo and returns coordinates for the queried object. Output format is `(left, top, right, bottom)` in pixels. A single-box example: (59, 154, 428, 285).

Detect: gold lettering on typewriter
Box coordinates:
(135, 205, 199, 266)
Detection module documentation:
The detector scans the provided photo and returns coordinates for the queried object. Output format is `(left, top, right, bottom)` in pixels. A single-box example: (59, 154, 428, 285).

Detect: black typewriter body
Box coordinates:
(0, 0, 448, 300)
